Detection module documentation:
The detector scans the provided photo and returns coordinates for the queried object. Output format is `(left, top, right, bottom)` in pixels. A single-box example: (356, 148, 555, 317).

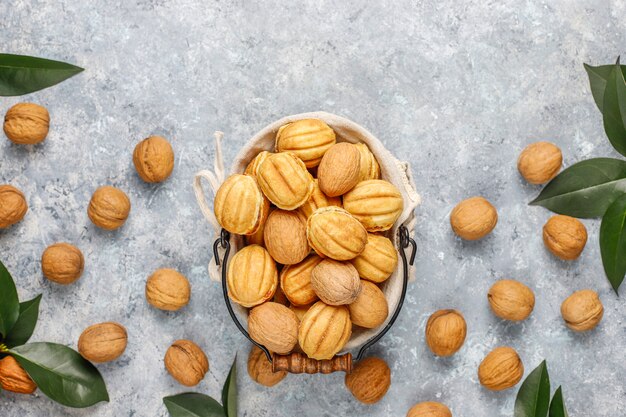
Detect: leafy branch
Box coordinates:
(531, 57, 626, 293)
(163, 357, 238, 417)
(514, 361, 568, 417)
(0, 260, 108, 408)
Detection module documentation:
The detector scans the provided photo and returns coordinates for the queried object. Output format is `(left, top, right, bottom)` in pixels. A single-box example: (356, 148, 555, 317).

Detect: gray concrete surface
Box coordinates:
(1, 1, 625, 416)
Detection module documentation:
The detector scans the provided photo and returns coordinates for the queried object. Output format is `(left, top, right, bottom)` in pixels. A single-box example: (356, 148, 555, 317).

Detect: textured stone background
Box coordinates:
(1, 0, 625, 416)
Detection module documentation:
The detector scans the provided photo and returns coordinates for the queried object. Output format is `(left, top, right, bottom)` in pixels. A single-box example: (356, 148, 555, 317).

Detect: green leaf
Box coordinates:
(163, 393, 226, 417)
(584, 62, 626, 112)
(600, 194, 626, 293)
(4, 294, 42, 348)
(602, 58, 626, 157)
(530, 158, 626, 218)
(221, 356, 237, 417)
(0, 260, 20, 340)
(0, 54, 83, 96)
(10, 342, 109, 408)
(514, 360, 551, 417)
(549, 386, 569, 417)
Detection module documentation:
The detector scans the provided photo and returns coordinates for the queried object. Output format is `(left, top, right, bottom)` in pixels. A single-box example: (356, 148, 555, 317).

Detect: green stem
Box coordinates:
(0, 343, 7, 353)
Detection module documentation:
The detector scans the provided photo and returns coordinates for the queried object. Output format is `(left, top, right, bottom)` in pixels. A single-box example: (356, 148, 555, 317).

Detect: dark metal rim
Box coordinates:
(214, 225, 417, 364)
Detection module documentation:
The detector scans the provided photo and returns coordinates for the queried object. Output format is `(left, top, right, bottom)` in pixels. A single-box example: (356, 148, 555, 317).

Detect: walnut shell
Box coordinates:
(298, 179, 342, 219)
(543, 215, 587, 260)
(488, 279, 535, 321)
(3, 102, 49, 145)
(275, 119, 336, 168)
(0, 356, 36, 394)
(317, 142, 361, 197)
(280, 254, 322, 306)
(87, 186, 131, 230)
(214, 174, 269, 235)
(344, 357, 390, 404)
(450, 196, 497, 240)
(145, 268, 191, 311)
(561, 289, 603, 332)
(132, 135, 175, 183)
(41, 242, 84, 285)
(518, 141, 562, 184)
(407, 402, 452, 417)
(227, 245, 278, 307)
(350, 233, 398, 283)
(478, 346, 524, 391)
(244, 151, 272, 177)
(264, 209, 309, 265)
(78, 322, 128, 363)
(257, 152, 314, 210)
(311, 259, 362, 305)
(298, 301, 352, 360)
(355, 143, 381, 181)
(247, 345, 287, 387)
(0, 184, 28, 228)
(248, 302, 299, 355)
(349, 280, 388, 329)
(306, 207, 367, 260)
(165, 339, 209, 386)
(425, 309, 467, 357)
(343, 180, 403, 231)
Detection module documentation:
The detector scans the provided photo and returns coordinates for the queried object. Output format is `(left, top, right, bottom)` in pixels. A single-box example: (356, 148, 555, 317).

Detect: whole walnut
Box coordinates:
(165, 339, 209, 386)
(41, 242, 84, 285)
(146, 268, 191, 311)
(407, 402, 452, 417)
(298, 179, 342, 220)
(275, 119, 336, 168)
(0, 356, 37, 394)
(317, 142, 361, 197)
(348, 280, 388, 329)
(450, 196, 497, 240)
(132, 135, 175, 183)
(355, 143, 381, 182)
(227, 245, 277, 307)
(3, 102, 49, 145)
(244, 151, 272, 177)
(543, 215, 587, 260)
(344, 357, 391, 404)
(247, 345, 287, 387)
(78, 322, 128, 363)
(214, 174, 269, 235)
(343, 180, 404, 232)
(264, 209, 309, 265)
(488, 279, 535, 321)
(311, 260, 362, 306)
(280, 254, 323, 306)
(518, 141, 562, 184)
(256, 152, 314, 210)
(425, 309, 466, 357)
(0, 184, 28, 228)
(299, 301, 352, 360)
(248, 302, 299, 355)
(307, 207, 367, 260)
(478, 346, 524, 391)
(351, 233, 398, 283)
(87, 186, 131, 230)
(561, 289, 603, 332)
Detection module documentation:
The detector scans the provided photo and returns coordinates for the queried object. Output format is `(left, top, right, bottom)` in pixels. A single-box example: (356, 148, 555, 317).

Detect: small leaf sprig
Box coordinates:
(514, 361, 569, 417)
(163, 357, 237, 417)
(531, 57, 626, 293)
(0, 53, 83, 96)
(0, 260, 109, 408)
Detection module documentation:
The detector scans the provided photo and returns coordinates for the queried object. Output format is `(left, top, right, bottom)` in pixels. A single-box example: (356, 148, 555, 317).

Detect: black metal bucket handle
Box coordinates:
(213, 225, 416, 365)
